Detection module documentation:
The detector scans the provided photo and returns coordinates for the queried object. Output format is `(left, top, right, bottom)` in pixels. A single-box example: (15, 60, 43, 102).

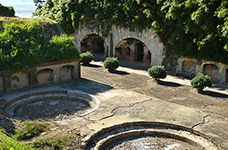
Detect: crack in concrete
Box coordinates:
(99, 114, 114, 121)
(191, 114, 211, 129)
(99, 99, 153, 121)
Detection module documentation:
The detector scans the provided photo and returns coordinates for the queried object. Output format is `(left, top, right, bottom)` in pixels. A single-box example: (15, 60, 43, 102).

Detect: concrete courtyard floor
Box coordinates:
(1, 59, 228, 149)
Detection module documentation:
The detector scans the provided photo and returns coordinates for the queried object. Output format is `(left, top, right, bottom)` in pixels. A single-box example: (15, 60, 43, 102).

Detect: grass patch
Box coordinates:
(32, 138, 61, 149)
(30, 128, 71, 150)
(14, 121, 49, 140)
(0, 128, 33, 150)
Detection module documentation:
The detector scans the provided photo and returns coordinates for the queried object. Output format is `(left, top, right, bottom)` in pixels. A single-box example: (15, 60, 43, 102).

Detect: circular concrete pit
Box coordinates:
(2, 90, 100, 121)
(83, 122, 222, 150)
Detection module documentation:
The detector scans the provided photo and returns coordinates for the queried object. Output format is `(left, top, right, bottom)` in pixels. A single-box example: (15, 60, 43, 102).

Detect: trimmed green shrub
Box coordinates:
(80, 51, 94, 65)
(191, 74, 212, 91)
(148, 66, 167, 80)
(104, 57, 119, 71)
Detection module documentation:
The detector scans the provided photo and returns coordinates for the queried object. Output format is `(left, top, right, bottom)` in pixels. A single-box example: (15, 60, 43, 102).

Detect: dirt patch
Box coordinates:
(14, 99, 90, 121)
(105, 136, 197, 150)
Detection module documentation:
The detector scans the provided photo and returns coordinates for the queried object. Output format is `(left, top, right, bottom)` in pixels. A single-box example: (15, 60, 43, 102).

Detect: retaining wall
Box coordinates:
(176, 57, 228, 83)
(0, 60, 80, 93)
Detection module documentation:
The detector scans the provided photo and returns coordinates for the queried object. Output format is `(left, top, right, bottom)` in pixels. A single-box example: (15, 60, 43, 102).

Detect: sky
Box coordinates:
(1, 0, 37, 17)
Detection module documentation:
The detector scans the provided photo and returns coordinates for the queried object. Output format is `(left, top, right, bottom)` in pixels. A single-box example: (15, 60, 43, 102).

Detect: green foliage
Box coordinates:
(0, 129, 33, 150)
(148, 66, 167, 80)
(32, 138, 61, 149)
(103, 57, 119, 71)
(191, 74, 212, 91)
(0, 3, 15, 17)
(14, 121, 49, 140)
(35, 0, 228, 64)
(80, 51, 94, 65)
(33, 0, 45, 11)
(49, 35, 79, 61)
(0, 20, 79, 71)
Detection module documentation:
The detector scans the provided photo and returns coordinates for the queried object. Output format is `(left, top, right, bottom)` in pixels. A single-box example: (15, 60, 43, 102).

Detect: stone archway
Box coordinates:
(114, 38, 151, 64)
(37, 69, 54, 85)
(81, 34, 107, 55)
(74, 24, 165, 66)
(203, 64, 219, 81)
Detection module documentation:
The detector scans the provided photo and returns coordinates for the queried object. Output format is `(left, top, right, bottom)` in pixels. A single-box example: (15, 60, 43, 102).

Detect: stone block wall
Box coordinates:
(176, 57, 228, 83)
(0, 60, 80, 93)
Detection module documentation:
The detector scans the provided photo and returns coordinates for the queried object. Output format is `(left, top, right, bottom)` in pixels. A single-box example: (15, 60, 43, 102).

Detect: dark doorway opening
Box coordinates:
(148, 50, 151, 64)
(137, 43, 144, 62)
(81, 34, 104, 54)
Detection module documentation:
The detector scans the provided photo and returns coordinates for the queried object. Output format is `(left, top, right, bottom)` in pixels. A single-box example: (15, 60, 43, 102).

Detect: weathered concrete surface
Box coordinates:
(1, 59, 228, 149)
(79, 60, 228, 149)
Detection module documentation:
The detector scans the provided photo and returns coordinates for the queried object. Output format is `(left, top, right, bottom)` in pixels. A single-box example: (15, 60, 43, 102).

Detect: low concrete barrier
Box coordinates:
(0, 59, 80, 93)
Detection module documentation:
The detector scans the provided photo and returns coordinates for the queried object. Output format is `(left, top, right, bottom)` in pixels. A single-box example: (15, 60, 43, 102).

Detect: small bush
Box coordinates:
(103, 57, 119, 71)
(14, 121, 49, 140)
(148, 66, 167, 80)
(191, 74, 212, 91)
(80, 51, 94, 65)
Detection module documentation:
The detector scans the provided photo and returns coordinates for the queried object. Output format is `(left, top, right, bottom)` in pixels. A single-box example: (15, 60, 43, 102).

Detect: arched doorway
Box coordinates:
(81, 34, 106, 54)
(203, 64, 219, 82)
(115, 38, 151, 64)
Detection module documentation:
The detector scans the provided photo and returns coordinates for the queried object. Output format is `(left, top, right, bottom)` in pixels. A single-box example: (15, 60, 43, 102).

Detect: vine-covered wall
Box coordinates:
(74, 24, 165, 66)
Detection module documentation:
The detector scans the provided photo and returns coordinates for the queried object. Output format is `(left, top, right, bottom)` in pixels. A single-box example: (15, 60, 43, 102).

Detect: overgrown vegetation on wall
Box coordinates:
(35, 0, 228, 64)
(0, 3, 15, 17)
(0, 18, 79, 71)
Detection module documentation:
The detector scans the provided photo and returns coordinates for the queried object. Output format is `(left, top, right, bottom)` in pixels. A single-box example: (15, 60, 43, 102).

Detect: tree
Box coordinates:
(35, 0, 228, 64)
(33, 0, 45, 11)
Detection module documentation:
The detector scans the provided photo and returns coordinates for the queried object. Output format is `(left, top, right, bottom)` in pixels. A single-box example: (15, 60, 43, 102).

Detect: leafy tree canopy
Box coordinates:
(35, 0, 228, 64)
(33, 0, 46, 11)
(0, 3, 15, 17)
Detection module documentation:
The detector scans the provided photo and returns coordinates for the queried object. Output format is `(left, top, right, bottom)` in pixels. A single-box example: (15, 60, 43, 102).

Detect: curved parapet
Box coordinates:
(2, 90, 100, 120)
(83, 121, 222, 150)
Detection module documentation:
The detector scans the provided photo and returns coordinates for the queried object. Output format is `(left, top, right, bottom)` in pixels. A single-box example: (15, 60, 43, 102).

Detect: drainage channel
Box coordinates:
(2, 90, 100, 121)
(83, 122, 222, 150)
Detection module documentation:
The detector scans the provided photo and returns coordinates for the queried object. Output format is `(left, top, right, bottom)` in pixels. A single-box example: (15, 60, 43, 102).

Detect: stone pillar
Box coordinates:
(74, 61, 81, 79)
(109, 33, 113, 57)
(3, 73, 11, 93)
(104, 42, 108, 55)
(28, 68, 37, 88)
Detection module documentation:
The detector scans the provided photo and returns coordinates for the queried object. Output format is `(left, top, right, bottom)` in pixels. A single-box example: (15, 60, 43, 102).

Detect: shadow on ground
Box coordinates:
(81, 64, 102, 68)
(198, 91, 228, 98)
(59, 78, 113, 95)
(109, 70, 129, 75)
(157, 80, 182, 87)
